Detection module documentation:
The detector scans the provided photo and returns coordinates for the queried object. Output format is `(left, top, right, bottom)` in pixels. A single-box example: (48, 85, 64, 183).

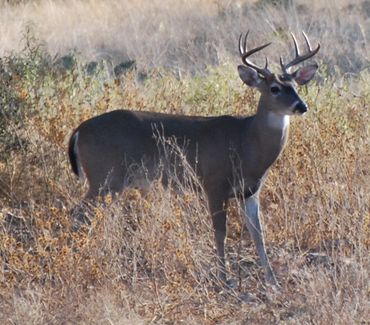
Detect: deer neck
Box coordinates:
(265, 111, 290, 132)
(254, 100, 290, 141)
(244, 104, 290, 174)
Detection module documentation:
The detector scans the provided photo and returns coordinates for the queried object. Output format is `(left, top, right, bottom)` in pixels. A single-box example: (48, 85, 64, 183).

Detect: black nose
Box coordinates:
(293, 101, 308, 114)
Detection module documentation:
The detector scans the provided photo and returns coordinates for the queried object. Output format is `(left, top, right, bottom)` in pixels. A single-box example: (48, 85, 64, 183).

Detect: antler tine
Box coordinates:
(281, 31, 320, 74)
(239, 31, 272, 78)
(291, 32, 300, 57)
(302, 31, 312, 51)
(238, 31, 248, 57)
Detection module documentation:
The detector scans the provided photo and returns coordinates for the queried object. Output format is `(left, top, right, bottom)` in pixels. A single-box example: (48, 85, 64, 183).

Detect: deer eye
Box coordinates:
(270, 86, 281, 95)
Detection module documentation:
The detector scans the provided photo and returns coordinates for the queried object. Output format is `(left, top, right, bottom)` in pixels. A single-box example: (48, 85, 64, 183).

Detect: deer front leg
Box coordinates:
(212, 210, 227, 284)
(208, 198, 228, 284)
(244, 195, 278, 286)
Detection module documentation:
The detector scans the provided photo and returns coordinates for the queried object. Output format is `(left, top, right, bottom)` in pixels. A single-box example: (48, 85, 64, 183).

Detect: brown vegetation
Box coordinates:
(0, 0, 369, 324)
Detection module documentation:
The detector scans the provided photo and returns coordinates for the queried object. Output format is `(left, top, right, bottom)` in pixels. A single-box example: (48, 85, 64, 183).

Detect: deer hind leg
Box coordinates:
(84, 164, 126, 199)
(71, 167, 126, 230)
(244, 195, 278, 286)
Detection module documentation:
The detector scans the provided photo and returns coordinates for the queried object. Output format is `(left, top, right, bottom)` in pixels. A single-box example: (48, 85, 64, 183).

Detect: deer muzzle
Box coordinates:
(293, 101, 308, 115)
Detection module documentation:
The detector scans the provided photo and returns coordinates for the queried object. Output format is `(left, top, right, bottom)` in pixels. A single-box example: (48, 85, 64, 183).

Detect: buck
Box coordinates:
(68, 31, 320, 285)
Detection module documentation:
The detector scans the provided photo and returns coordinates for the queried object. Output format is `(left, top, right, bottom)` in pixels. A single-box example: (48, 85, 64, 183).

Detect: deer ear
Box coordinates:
(291, 64, 318, 85)
(238, 65, 262, 88)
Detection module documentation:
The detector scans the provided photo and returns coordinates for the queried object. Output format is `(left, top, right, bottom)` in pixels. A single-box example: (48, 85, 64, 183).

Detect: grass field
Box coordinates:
(0, 0, 369, 324)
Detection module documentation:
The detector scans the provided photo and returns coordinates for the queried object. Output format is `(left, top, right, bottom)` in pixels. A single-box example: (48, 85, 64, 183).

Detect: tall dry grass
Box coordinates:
(1, 0, 369, 74)
(0, 0, 369, 324)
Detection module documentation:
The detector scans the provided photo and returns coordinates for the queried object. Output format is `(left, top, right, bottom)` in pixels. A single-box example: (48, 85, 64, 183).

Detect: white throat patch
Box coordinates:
(267, 112, 290, 130)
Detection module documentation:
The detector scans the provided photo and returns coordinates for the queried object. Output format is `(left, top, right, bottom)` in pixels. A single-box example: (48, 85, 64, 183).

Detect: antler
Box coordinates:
(280, 31, 320, 75)
(239, 31, 272, 79)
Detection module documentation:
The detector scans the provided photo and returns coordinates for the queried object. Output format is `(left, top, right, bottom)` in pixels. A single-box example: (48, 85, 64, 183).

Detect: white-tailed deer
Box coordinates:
(68, 31, 320, 285)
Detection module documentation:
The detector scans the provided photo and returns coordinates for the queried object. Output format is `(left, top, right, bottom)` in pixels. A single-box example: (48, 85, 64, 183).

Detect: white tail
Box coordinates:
(68, 31, 320, 285)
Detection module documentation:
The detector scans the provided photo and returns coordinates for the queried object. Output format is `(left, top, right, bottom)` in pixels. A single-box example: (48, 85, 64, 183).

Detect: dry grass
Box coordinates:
(1, 0, 369, 324)
(1, 0, 370, 74)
